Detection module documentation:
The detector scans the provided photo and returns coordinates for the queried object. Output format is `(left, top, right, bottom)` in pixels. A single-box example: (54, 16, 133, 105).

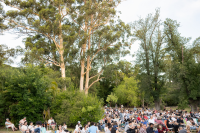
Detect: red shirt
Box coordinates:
(144, 116, 148, 120)
(157, 126, 168, 133)
(137, 117, 141, 121)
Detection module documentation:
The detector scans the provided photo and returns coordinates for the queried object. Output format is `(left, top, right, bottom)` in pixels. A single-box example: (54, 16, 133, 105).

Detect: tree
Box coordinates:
(2, 65, 52, 124)
(51, 90, 104, 126)
(133, 9, 166, 110)
(0, 44, 23, 66)
(106, 92, 118, 107)
(0, 2, 7, 33)
(70, 0, 132, 94)
(1, 0, 76, 90)
(164, 18, 200, 112)
(114, 76, 139, 107)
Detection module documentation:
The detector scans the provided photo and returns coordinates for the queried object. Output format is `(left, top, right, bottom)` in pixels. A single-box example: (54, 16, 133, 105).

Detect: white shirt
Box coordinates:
(171, 117, 176, 121)
(104, 127, 108, 132)
(81, 128, 88, 133)
(28, 125, 34, 130)
(57, 130, 65, 133)
(48, 119, 55, 124)
(21, 125, 28, 131)
(62, 125, 67, 129)
(186, 121, 192, 127)
(74, 129, 80, 133)
(149, 119, 155, 124)
(75, 124, 82, 130)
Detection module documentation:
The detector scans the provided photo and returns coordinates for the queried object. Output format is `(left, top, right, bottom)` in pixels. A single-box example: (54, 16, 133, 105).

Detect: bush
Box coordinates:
(51, 91, 104, 126)
(3, 65, 52, 125)
(114, 76, 139, 107)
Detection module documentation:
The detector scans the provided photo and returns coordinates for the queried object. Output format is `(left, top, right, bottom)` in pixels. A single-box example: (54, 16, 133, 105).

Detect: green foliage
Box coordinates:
(106, 92, 118, 106)
(2, 65, 52, 124)
(51, 91, 104, 126)
(114, 76, 139, 107)
(0, 44, 23, 66)
(133, 9, 166, 109)
(97, 61, 134, 103)
(164, 18, 200, 111)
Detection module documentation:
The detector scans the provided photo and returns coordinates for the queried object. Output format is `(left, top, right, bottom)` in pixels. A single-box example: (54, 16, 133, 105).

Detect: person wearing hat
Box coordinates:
(5, 118, 17, 131)
(75, 121, 82, 130)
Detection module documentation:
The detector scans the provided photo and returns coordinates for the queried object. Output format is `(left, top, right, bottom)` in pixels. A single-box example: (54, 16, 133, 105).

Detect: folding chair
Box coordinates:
(5, 126, 12, 131)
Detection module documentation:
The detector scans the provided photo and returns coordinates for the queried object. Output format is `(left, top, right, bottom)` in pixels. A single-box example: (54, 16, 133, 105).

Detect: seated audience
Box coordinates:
(48, 117, 56, 130)
(5, 118, 18, 131)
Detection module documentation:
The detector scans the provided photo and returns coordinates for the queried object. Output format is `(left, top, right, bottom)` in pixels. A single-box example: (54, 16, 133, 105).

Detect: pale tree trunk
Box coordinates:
(80, 44, 86, 91)
(85, 56, 90, 94)
(85, 31, 91, 95)
(58, 13, 66, 90)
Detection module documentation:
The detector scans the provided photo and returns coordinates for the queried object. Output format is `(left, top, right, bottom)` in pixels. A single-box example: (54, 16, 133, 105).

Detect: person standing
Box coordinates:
(88, 122, 98, 133)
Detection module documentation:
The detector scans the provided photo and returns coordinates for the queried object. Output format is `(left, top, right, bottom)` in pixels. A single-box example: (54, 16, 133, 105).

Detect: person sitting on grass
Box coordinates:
(19, 117, 27, 130)
(21, 121, 29, 133)
(187, 118, 198, 130)
(178, 126, 187, 133)
(48, 117, 56, 130)
(57, 125, 66, 133)
(81, 124, 88, 133)
(146, 123, 154, 133)
(28, 122, 35, 133)
(5, 118, 18, 131)
(157, 124, 168, 133)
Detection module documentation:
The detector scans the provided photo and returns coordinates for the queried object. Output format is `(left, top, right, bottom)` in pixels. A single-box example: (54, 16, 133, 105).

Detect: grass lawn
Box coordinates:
(0, 127, 75, 133)
(165, 106, 191, 112)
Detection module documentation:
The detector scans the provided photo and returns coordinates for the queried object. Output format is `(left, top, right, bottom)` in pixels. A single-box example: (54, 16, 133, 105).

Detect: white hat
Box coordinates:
(78, 121, 80, 123)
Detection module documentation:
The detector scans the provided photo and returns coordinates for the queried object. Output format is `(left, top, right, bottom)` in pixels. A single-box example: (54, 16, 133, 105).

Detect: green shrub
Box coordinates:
(3, 65, 52, 125)
(51, 91, 104, 126)
(114, 76, 139, 107)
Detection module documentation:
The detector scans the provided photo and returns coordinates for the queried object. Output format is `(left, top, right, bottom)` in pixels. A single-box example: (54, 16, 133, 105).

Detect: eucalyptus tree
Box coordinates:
(70, 0, 132, 94)
(0, 0, 76, 90)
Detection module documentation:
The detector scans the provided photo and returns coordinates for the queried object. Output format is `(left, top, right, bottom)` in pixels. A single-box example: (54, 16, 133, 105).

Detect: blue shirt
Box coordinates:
(88, 125, 97, 133)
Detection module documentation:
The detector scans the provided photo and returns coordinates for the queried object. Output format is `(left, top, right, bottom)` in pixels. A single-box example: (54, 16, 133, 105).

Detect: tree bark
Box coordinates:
(190, 100, 198, 112)
(85, 31, 91, 94)
(155, 99, 160, 110)
(59, 14, 66, 90)
(80, 44, 86, 91)
(85, 55, 90, 94)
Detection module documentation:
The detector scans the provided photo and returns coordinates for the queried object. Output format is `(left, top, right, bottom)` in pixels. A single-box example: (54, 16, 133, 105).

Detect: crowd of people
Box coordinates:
(99, 106, 200, 133)
(5, 117, 68, 133)
(4, 106, 200, 133)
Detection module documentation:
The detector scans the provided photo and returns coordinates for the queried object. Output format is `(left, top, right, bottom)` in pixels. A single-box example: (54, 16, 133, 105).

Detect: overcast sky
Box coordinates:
(1, 0, 200, 66)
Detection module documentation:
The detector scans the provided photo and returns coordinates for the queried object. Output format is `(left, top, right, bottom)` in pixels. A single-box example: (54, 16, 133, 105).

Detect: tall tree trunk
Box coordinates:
(85, 56, 90, 94)
(59, 14, 66, 90)
(142, 97, 144, 108)
(60, 53, 66, 90)
(190, 100, 198, 112)
(80, 44, 86, 91)
(85, 31, 91, 94)
(155, 99, 160, 110)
